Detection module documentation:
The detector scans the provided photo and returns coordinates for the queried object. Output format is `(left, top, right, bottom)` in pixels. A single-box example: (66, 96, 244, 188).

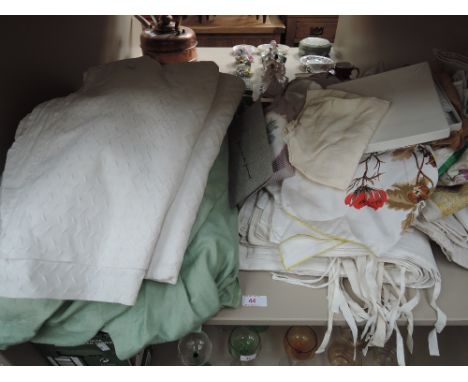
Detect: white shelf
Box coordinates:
(208, 247, 468, 326)
(151, 326, 468, 366)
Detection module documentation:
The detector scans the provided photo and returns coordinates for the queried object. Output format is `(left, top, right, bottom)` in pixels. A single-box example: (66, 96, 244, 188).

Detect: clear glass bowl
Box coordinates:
(177, 331, 212, 366)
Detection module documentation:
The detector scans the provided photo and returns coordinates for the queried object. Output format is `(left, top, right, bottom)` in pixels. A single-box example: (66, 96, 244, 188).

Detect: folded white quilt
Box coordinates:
(145, 73, 244, 283)
(0, 56, 244, 304)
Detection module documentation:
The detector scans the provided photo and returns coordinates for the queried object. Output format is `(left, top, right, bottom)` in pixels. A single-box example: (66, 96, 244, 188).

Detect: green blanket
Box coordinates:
(0, 140, 240, 360)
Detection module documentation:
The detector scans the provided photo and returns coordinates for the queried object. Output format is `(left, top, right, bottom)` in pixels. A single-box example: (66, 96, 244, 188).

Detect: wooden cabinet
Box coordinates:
(181, 16, 338, 47)
(182, 16, 285, 47)
(284, 16, 339, 46)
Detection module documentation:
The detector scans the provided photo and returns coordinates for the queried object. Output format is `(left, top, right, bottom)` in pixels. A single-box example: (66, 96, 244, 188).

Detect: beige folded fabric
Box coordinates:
(283, 89, 390, 190)
(421, 184, 468, 222)
(413, 214, 468, 269)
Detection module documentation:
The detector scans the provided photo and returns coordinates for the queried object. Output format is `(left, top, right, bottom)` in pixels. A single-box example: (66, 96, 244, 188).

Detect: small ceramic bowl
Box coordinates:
(298, 37, 332, 57)
(256, 43, 289, 56)
(300, 55, 335, 73)
(232, 44, 256, 57)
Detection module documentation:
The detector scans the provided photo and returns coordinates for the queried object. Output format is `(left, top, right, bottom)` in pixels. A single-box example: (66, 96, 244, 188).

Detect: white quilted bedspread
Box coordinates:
(0, 56, 244, 305)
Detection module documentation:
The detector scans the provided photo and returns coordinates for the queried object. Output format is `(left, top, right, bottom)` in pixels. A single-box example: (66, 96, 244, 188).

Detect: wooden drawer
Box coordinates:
(294, 21, 338, 43)
(285, 16, 339, 46)
(196, 33, 283, 47)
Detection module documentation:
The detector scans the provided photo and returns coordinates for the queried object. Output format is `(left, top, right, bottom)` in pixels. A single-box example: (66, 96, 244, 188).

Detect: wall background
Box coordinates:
(0, 15, 141, 172)
(333, 16, 468, 75)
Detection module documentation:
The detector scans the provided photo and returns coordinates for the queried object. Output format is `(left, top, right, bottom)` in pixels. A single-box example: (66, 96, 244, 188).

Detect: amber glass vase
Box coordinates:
(281, 326, 318, 366)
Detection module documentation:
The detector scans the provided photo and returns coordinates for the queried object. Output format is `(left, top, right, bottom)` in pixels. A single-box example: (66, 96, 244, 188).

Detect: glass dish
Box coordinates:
(299, 55, 335, 74)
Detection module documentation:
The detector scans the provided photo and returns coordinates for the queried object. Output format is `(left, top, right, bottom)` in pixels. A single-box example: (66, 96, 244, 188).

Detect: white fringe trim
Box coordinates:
(271, 256, 445, 366)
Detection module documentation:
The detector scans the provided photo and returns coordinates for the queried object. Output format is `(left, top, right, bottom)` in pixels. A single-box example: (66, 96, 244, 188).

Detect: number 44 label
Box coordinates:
(242, 295, 268, 307)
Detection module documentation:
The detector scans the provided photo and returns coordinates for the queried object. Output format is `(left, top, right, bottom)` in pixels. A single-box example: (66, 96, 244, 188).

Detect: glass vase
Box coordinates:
(177, 331, 212, 366)
(228, 326, 262, 366)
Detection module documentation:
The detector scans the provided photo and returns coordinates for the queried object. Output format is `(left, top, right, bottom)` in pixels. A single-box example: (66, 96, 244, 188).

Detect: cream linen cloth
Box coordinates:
(239, 198, 445, 366)
(239, 193, 445, 365)
(283, 89, 390, 190)
(239, 145, 442, 365)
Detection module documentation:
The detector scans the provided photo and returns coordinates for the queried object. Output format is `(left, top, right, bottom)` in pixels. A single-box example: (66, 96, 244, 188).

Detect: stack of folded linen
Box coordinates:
(239, 79, 446, 365)
(413, 181, 468, 269)
(414, 50, 468, 268)
(0, 56, 244, 358)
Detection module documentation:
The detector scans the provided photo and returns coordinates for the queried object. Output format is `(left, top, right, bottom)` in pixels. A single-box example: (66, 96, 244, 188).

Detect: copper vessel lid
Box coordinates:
(141, 27, 197, 53)
(140, 16, 197, 54)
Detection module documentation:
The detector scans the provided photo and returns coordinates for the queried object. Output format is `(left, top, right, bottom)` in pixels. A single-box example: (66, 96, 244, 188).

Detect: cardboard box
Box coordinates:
(34, 332, 151, 366)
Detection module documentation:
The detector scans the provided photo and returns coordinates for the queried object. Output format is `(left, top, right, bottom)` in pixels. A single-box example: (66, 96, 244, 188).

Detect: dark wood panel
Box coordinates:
(285, 16, 339, 46)
(196, 33, 283, 47)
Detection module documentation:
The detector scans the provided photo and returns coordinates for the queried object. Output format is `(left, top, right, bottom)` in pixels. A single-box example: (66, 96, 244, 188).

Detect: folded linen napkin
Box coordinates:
(283, 89, 390, 190)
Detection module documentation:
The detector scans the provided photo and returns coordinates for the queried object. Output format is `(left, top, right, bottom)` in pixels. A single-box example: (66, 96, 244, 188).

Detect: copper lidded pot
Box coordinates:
(139, 16, 198, 64)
